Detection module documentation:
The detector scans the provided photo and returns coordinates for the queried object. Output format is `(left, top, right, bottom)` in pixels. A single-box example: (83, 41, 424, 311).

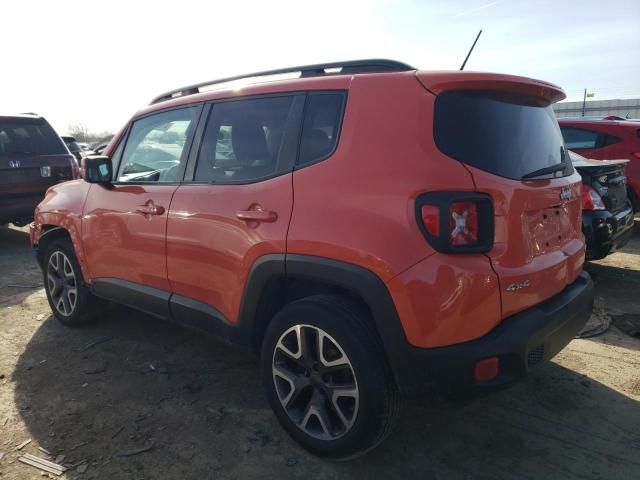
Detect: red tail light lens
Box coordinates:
(416, 192, 493, 253)
(420, 205, 440, 236)
(580, 184, 605, 210)
(449, 201, 478, 246)
(632, 150, 640, 159)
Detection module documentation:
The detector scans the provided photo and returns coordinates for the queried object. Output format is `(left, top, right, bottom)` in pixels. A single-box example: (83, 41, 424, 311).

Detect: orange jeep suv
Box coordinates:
(30, 60, 594, 459)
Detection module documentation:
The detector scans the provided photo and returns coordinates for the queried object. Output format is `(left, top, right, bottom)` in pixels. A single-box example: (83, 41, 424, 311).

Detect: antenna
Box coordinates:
(460, 29, 482, 70)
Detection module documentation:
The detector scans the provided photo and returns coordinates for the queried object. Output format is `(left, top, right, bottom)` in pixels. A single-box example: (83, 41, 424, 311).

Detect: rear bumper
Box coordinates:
(402, 271, 594, 401)
(0, 194, 43, 224)
(583, 204, 634, 260)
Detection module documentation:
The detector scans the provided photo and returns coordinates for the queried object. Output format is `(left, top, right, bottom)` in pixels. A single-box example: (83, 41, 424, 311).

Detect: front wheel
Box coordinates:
(43, 238, 105, 326)
(261, 295, 401, 459)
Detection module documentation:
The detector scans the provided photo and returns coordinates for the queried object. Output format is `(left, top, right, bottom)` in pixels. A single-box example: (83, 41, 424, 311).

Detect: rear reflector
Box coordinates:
(474, 357, 500, 382)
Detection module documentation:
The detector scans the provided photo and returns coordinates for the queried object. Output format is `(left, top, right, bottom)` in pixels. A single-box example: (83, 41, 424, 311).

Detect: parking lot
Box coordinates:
(0, 222, 637, 479)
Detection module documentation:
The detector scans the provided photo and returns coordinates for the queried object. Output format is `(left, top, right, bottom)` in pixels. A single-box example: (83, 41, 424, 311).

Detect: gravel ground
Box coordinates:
(0, 222, 639, 480)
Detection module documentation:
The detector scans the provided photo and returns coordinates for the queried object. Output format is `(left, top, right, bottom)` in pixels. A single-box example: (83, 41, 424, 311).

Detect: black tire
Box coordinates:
(42, 238, 105, 326)
(261, 295, 401, 459)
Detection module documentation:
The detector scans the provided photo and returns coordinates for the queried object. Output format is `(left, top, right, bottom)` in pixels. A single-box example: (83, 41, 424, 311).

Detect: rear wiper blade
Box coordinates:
(522, 163, 566, 179)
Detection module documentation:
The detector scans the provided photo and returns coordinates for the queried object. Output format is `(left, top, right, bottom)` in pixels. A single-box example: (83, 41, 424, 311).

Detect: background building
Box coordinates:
(554, 98, 640, 119)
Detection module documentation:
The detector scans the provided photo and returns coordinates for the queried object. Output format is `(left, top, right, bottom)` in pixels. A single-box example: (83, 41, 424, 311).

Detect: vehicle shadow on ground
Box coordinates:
(13, 307, 640, 480)
(0, 226, 43, 308)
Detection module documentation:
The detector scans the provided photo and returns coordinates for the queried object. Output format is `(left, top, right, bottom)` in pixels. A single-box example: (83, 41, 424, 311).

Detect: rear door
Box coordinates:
(166, 94, 303, 324)
(428, 81, 584, 319)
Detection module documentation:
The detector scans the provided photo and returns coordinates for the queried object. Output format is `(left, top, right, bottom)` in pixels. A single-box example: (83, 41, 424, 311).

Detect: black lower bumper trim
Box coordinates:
(406, 271, 594, 401)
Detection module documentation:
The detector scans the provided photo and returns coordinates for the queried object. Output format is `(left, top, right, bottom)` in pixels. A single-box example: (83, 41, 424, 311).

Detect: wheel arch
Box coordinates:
(35, 225, 91, 283)
(239, 254, 413, 393)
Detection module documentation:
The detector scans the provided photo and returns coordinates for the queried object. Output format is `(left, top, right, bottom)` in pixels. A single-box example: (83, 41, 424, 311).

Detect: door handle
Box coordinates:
(136, 202, 165, 216)
(236, 207, 277, 223)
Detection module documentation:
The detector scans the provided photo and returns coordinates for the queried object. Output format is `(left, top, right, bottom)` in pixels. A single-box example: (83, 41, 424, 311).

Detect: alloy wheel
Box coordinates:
(272, 324, 359, 440)
(47, 251, 77, 316)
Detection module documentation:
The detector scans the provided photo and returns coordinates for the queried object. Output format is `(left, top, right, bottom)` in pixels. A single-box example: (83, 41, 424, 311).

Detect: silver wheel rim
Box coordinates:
(272, 324, 359, 440)
(47, 251, 77, 316)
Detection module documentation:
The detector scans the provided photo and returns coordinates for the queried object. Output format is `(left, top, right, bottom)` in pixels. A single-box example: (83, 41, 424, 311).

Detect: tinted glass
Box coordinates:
(435, 90, 571, 180)
(604, 134, 622, 146)
(560, 127, 600, 149)
(195, 96, 294, 183)
(298, 93, 345, 165)
(65, 140, 82, 152)
(117, 106, 199, 183)
(0, 117, 66, 156)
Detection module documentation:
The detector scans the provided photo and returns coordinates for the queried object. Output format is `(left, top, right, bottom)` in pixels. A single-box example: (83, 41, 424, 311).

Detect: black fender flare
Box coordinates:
(238, 254, 413, 393)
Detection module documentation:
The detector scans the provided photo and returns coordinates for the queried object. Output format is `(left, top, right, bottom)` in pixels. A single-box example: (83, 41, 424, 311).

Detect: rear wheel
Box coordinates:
(261, 295, 400, 459)
(43, 238, 105, 326)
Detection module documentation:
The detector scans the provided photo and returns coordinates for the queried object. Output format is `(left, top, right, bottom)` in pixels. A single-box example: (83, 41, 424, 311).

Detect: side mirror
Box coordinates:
(83, 156, 113, 184)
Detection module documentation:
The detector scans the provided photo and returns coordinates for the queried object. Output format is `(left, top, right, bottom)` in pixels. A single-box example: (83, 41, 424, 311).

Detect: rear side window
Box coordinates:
(604, 134, 622, 146)
(560, 127, 601, 149)
(435, 90, 571, 180)
(297, 93, 345, 166)
(0, 117, 66, 156)
(195, 96, 297, 183)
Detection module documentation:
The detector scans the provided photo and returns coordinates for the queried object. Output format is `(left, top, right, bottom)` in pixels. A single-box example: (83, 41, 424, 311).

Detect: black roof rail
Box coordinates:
(150, 58, 415, 105)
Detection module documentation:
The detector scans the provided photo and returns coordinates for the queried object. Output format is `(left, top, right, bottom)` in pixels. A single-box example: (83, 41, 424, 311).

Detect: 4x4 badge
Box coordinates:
(560, 187, 572, 201)
(506, 280, 531, 292)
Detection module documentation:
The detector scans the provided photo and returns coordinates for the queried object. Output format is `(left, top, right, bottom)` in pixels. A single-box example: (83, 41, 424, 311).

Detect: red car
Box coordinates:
(559, 117, 640, 210)
(30, 60, 594, 458)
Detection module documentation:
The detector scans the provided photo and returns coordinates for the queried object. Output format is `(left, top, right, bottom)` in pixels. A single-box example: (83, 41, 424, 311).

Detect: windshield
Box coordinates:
(0, 117, 67, 156)
(434, 90, 573, 180)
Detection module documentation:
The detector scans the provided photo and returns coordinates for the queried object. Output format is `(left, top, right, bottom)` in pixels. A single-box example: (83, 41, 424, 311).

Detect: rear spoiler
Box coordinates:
(415, 71, 566, 105)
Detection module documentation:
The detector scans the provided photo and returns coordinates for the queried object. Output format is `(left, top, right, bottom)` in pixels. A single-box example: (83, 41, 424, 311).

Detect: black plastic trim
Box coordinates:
(283, 254, 412, 392)
(92, 278, 171, 319)
(406, 271, 594, 401)
(150, 59, 414, 104)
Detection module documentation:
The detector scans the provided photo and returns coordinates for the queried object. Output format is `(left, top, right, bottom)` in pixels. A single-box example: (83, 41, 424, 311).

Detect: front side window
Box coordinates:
(560, 127, 601, 149)
(117, 106, 200, 183)
(195, 96, 295, 183)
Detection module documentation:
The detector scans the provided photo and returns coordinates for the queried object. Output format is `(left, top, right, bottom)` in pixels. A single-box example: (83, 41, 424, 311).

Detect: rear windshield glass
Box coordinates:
(434, 90, 572, 180)
(0, 117, 66, 156)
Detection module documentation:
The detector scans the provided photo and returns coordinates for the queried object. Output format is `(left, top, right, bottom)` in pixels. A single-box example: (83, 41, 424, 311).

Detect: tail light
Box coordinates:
(632, 150, 640, 159)
(416, 192, 494, 253)
(580, 184, 605, 210)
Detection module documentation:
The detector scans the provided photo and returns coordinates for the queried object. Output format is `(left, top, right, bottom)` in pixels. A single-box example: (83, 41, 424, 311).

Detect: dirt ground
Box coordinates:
(0, 223, 639, 480)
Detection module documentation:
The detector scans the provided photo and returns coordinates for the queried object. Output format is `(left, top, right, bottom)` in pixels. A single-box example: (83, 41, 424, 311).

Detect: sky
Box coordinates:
(1, 0, 639, 135)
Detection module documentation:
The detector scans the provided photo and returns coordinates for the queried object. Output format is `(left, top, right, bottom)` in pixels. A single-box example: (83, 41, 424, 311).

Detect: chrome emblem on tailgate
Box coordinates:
(9, 160, 21, 168)
(560, 187, 573, 201)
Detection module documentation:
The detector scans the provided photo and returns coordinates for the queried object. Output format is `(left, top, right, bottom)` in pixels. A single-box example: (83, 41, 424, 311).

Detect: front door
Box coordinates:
(166, 95, 303, 324)
(82, 105, 202, 303)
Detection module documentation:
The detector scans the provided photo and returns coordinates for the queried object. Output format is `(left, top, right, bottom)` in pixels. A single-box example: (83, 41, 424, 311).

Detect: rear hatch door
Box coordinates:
(422, 72, 584, 319)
